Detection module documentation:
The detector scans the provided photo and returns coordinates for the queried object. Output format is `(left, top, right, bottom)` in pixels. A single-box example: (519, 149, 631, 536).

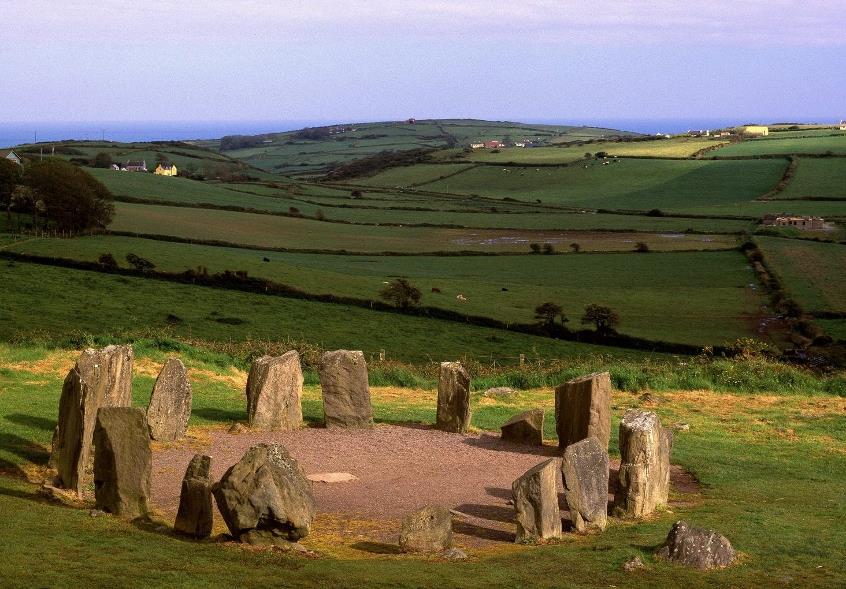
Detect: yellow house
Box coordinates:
(742, 125, 769, 136)
(154, 163, 178, 176)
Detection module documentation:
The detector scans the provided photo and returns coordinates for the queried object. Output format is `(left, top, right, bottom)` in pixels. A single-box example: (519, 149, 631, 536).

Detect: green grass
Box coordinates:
(0, 344, 845, 587)
(420, 159, 786, 211)
(109, 202, 738, 253)
(0, 258, 647, 363)
(4, 235, 761, 346)
(87, 168, 266, 203)
(712, 134, 846, 156)
(778, 158, 846, 199)
(355, 164, 476, 187)
(756, 237, 846, 314)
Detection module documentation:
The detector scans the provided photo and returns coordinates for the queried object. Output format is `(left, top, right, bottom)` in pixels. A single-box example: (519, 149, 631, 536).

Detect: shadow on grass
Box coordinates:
(452, 520, 514, 543)
(4, 413, 56, 432)
(454, 503, 514, 524)
(192, 407, 245, 423)
(350, 541, 404, 555)
(0, 476, 38, 500)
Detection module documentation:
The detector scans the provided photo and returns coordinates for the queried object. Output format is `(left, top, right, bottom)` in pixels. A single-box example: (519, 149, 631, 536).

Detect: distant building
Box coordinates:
(483, 140, 503, 149)
(470, 143, 485, 149)
(154, 163, 178, 176)
(762, 214, 825, 230)
(840, 120, 846, 131)
(0, 149, 22, 166)
(406, 117, 416, 125)
(123, 160, 147, 172)
(742, 125, 769, 136)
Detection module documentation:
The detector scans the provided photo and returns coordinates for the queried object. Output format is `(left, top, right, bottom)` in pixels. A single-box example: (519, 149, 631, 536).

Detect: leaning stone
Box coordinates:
(614, 410, 672, 518)
(561, 437, 609, 532)
(500, 409, 544, 445)
(318, 350, 373, 428)
(246, 351, 303, 430)
(554, 372, 611, 450)
(93, 407, 151, 519)
(174, 454, 213, 539)
(436, 361, 471, 433)
(50, 345, 134, 494)
(212, 444, 315, 542)
(512, 458, 562, 542)
(399, 506, 453, 553)
(655, 521, 735, 570)
(146, 358, 192, 442)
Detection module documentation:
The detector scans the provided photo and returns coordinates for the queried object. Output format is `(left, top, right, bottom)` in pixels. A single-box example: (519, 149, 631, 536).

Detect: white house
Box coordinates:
(840, 120, 846, 131)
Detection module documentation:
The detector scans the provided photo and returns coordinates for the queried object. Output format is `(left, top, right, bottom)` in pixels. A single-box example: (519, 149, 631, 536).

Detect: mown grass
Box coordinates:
(0, 344, 845, 587)
(778, 158, 846, 199)
(711, 134, 846, 156)
(5, 235, 761, 346)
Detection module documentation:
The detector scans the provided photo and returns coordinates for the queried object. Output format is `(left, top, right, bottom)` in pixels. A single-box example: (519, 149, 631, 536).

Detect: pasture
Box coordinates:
(5, 235, 760, 345)
(711, 134, 846, 156)
(777, 158, 846, 199)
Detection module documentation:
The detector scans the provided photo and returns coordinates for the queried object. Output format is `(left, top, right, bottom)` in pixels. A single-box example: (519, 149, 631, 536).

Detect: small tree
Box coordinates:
(93, 152, 114, 168)
(379, 278, 421, 310)
(581, 304, 620, 335)
(126, 253, 155, 273)
(98, 253, 119, 269)
(634, 242, 650, 253)
(570, 242, 580, 253)
(0, 159, 21, 226)
(534, 302, 567, 327)
(542, 243, 555, 255)
(529, 243, 541, 254)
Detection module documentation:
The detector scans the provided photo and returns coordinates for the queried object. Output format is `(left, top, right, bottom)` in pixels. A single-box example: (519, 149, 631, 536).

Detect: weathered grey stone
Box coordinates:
(443, 547, 468, 561)
(500, 409, 544, 445)
(483, 386, 516, 397)
(50, 345, 134, 494)
(174, 454, 213, 538)
(436, 361, 471, 433)
(656, 521, 735, 570)
(614, 410, 672, 518)
(561, 437, 609, 532)
(623, 556, 646, 571)
(246, 351, 303, 430)
(146, 358, 192, 442)
(92, 407, 151, 519)
(318, 350, 373, 428)
(554, 371, 611, 450)
(512, 458, 562, 542)
(212, 444, 315, 542)
(399, 506, 453, 553)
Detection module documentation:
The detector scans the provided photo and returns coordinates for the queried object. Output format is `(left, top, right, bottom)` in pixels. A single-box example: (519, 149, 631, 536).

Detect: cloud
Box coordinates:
(3, 0, 844, 46)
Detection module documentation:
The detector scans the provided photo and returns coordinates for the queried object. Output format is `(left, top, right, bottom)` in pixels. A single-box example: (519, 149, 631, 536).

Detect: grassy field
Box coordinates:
(4, 235, 761, 346)
(777, 158, 846, 199)
(418, 158, 786, 211)
(711, 134, 846, 156)
(109, 203, 738, 253)
(756, 237, 846, 314)
(1, 344, 845, 587)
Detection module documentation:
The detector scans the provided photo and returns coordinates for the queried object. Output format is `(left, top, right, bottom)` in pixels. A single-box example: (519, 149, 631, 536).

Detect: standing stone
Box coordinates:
(50, 345, 134, 494)
(500, 409, 544, 445)
(656, 521, 736, 569)
(512, 458, 562, 542)
(246, 351, 303, 430)
(93, 407, 151, 519)
(561, 437, 609, 532)
(614, 410, 672, 518)
(399, 506, 453, 553)
(318, 350, 372, 428)
(555, 372, 611, 450)
(212, 444, 315, 543)
(146, 358, 192, 442)
(436, 361, 471, 433)
(174, 454, 213, 538)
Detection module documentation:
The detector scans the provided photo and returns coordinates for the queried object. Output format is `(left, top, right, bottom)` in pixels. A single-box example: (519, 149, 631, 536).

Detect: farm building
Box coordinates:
(0, 149, 22, 166)
(742, 125, 769, 136)
(840, 120, 846, 131)
(123, 160, 147, 172)
(470, 143, 485, 149)
(154, 163, 178, 176)
(483, 140, 503, 149)
(762, 214, 825, 230)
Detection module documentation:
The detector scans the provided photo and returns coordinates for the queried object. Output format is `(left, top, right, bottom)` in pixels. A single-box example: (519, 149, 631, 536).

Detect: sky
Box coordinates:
(2, 1, 844, 124)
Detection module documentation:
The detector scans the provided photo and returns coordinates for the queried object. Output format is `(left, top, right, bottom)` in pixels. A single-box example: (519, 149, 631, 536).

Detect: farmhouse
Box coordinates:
(470, 143, 485, 149)
(742, 125, 769, 136)
(0, 149, 22, 166)
(484, 140, 503, 149)
(762, 214, 825, 230)
(154, 163, 178, 176)
(123, 160, 147, 172)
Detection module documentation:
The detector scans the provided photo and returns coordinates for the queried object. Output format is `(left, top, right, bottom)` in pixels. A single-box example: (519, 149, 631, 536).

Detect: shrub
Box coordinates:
(529, 243, 542, 254)
(634, 242, 650, 253)
(542, 243, 555, 254)
(126, 253, 155, 272)
(570, 243, 581, 253)
(97, 253, 118, 269)
(379, 278, 422, 310)
(581, 304, 620, 335)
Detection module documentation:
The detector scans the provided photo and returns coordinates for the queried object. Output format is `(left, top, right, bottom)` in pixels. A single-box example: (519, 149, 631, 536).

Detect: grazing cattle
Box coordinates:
(456, 294, 467, 302)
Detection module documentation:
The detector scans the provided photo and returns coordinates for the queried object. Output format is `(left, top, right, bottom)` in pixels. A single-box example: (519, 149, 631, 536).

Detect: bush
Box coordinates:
(126, 253, 155, 272)
(379, 278, 422, 310)
(634, 242, 650, 253)
(97, 253, 118, 269)
(529, 243, 541, 254)
(542, 243, 555, 254)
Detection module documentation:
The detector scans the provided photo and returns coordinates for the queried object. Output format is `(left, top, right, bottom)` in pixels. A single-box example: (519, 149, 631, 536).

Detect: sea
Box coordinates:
(0, 118, 773, 148)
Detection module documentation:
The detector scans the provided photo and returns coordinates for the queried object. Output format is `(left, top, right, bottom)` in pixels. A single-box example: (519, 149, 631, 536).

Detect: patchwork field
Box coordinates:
(711, 134, 846, 156)
(777, 158, 846, 200)
(5, 235, 760, 345)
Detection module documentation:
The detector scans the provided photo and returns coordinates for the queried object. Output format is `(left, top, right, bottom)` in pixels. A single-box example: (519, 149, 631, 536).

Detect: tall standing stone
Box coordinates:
(512, 458, 562, 543)
(614, 410, 672, 518)
(561, 437, 609, 532)
(246, 351, 303, 430)
(50, 345, 134, 494)
(93, 407, 151, 519)
(174, 454, 213, 538)
(555, 372, 611, 450)
(436, 361, 471, 433)
(500, 409, 544, 445)
(146, 358, 192, 441)
(318, 350, 372, 428)
(212, 444, 315, 543)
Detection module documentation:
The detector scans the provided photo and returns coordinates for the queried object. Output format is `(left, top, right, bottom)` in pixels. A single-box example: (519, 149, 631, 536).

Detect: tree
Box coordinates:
(581, 304, 620, 335)
(23, 160, 114, 232)
(92, 152, 114, 168)
(634, 242, 650, 253)
(570, 242, 581, 253)
(379, 278, 421, 310)
(529, 243, 541, 254)
(542, 243, 555, 254)
(534, 302, 567, 327)
(98, 253, 119, 269)
(126, 253, 155, 273)
(0, 159, 21, 227)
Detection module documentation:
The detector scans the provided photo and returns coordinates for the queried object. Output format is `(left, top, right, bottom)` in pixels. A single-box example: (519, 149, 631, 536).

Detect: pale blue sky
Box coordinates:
(2, 1, 844, 123)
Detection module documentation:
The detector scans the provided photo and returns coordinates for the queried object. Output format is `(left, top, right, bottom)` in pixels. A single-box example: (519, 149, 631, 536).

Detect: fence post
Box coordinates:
(379, 349, 385, 362)
(519, 353, 525, 366)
